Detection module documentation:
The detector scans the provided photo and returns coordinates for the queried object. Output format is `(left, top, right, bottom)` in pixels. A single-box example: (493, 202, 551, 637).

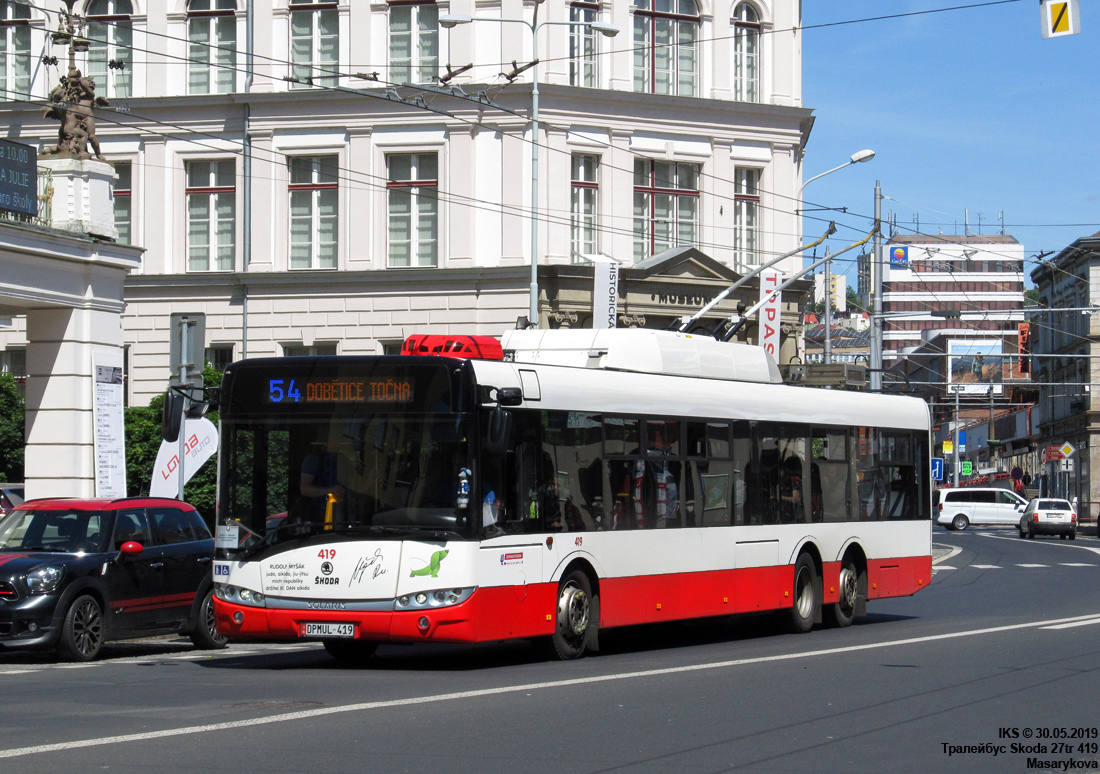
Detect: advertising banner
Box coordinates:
(149, 417, 218, 497)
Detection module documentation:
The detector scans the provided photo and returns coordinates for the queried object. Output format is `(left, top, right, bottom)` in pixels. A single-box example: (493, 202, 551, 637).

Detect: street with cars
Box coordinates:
(0, 523, 1098, 773)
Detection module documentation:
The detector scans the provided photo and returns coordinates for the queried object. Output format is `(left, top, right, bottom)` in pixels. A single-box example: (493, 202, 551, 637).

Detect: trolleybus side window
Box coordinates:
(779, 424, 808, 524)
(813, 427, 849, 523)
(540, 410, 602, 532)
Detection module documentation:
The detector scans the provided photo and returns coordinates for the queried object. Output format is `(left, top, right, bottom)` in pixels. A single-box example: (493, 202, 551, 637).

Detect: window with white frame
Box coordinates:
(0, 1, 31, 99)
(388, 1, 438, 85)
(632, 0, 699, 97)
(205, 344, 234, 372)
(113, 161, 131, 244)
(187, 160, 235, 272)
(387, 152, 438, 268)
(188, 0, 236, 94)
(289, 155, 339, 269)
(290, 0, 338, 88)
(0, 348, 25, 378)
(633, 159, 698, 262)
(732, 3, 760, 103)
(571, 154, 599, 260)
(87, 0, 133, 98)
(284, 343, 337, 357)
(732, 167, 759, 270)
(569, 1, 598, 87)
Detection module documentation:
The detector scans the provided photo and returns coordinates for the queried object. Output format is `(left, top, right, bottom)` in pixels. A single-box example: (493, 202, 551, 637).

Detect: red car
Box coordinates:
(0, 496, 225, 661)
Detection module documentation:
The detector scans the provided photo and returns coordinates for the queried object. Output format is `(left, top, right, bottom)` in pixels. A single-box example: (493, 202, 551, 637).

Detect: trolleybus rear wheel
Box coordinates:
(788, 554, 817, 634)
(823, 558, 861, 629)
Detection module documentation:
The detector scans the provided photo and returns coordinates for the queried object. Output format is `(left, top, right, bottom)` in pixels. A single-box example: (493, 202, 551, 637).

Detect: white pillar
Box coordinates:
(23, 306, 125, 499)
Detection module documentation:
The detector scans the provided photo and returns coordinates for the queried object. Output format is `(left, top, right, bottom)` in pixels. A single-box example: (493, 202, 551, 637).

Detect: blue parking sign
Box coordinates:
(930, 457, 944, 481)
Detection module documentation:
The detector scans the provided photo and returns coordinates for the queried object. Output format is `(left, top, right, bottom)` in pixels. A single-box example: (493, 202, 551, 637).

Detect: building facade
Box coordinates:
(0, 0, 812, 408)
(1030, 231, 1100, 510)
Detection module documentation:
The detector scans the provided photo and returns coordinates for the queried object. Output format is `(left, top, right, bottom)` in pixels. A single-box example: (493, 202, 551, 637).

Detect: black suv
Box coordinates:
(0, 497, 226, 661)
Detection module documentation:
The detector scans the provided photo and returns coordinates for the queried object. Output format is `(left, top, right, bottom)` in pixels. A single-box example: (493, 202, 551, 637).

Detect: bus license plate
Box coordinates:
(302, 623, 355, 638)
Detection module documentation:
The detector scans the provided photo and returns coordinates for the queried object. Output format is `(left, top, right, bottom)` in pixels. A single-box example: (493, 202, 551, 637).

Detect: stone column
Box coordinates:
(24, 305, 126, 499)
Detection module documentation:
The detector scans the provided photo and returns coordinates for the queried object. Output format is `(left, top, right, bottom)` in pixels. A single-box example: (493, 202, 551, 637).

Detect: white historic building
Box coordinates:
(0, 0, 811, 407)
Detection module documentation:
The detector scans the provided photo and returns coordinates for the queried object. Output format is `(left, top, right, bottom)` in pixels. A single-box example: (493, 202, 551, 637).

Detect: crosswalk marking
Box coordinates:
(1016, 564, 1049, 568)
(1060, 563, 1095, 567)
(971, 564, 1002, 569)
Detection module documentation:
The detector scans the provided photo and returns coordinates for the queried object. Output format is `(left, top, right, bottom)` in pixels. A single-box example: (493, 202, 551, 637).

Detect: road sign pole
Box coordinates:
(177, 318, 190, 501)
(953, 385, 960, 486)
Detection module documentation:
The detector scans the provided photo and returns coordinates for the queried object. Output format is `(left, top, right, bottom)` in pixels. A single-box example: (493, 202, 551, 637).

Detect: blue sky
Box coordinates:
(800, 0, 1098, 287)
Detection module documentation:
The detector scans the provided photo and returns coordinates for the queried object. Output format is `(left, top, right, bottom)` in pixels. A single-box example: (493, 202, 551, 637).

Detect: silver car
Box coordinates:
(1019, 498, 1077, 540)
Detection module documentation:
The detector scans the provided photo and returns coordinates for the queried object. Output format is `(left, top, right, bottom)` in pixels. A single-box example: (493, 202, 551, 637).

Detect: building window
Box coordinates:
(571, 154, 598, 260)
(569, 1, 598, 87)
(290, 0, 338, 88)
(733, 167, 759, 270)
(284, 343, 338, 357)
(732, 3, 760, 103)
(0, 348, 25, 378)
(205, 344, 234, 372)
(633, 159, 698, 262)
(0, 1, 31, 99)
(389, 1, 437, 85)
(289, 155, 339, 269)
(633, 0, 699, 97)
(87, 0, 133, 98)
(187, 160, 235, 272)
(387, 152, 438, 268)
(114, 161, 131, 244)
(381, 340, 403, 356)
(188, 0, 236, 94)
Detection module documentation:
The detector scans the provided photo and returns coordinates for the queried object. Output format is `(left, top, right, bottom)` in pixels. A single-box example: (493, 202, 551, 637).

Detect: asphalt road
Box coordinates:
(2, 527, 1099, 774)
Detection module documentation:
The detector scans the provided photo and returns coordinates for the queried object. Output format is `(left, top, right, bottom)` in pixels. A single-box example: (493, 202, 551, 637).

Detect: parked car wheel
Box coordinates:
(190, 588, 229, 650)
(57, 595, 104, 662)
(951, 515, 969, 531)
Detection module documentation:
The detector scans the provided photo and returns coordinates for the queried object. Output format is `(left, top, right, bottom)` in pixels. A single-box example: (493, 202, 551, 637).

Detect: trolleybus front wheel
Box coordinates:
(547, 570, 597, 660)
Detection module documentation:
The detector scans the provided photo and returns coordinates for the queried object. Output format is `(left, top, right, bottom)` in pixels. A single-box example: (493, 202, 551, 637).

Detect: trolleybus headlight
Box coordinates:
(393, 586, 477, 611)
(235, 587, 266, 607)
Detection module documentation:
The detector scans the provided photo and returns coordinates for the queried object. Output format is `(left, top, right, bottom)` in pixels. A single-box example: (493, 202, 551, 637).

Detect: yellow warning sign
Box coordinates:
(1041, 0, 1080, 38)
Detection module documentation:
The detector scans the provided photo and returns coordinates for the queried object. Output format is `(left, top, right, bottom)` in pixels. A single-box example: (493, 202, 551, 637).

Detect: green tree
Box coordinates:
(0, 373, 24, 483)
(125, 363, 223, 521)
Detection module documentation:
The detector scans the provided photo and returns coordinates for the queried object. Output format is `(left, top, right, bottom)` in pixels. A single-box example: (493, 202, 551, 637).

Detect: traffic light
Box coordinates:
(1017, 323, 1031, 374)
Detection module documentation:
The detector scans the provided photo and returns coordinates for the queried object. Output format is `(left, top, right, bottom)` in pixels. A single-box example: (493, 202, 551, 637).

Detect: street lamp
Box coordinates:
(798, 149, 875, 364)
(438, 10, 620, 328)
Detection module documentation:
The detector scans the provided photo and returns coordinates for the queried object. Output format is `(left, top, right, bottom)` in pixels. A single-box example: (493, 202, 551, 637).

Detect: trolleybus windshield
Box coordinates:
(218, 360, 476, 553)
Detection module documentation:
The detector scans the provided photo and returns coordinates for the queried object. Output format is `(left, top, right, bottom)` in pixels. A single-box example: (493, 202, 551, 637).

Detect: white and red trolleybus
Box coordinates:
(211, 328, 932, 660)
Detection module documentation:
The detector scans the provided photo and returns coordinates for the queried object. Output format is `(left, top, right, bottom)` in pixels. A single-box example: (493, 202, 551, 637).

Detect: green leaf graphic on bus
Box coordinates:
(409, 550, 449, 578)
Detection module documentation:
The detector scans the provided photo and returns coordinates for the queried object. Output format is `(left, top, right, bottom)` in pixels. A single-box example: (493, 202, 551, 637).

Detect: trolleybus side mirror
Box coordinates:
(161, 391, 185, 442)
(483, 406, 514, 458)
(497, 387, 522, 406)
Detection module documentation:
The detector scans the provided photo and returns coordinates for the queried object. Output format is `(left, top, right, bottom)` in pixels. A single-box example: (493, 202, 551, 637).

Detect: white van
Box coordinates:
(934, 487, 1028, 530)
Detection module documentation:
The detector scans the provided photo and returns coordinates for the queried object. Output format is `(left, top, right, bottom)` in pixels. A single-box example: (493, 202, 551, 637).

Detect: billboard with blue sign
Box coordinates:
(0, 138, 37, 217)
(889, 245, 908, 268)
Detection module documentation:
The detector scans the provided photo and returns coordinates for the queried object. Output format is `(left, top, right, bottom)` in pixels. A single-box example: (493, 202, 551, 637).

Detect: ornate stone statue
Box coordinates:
(41, 66, 109, 161)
